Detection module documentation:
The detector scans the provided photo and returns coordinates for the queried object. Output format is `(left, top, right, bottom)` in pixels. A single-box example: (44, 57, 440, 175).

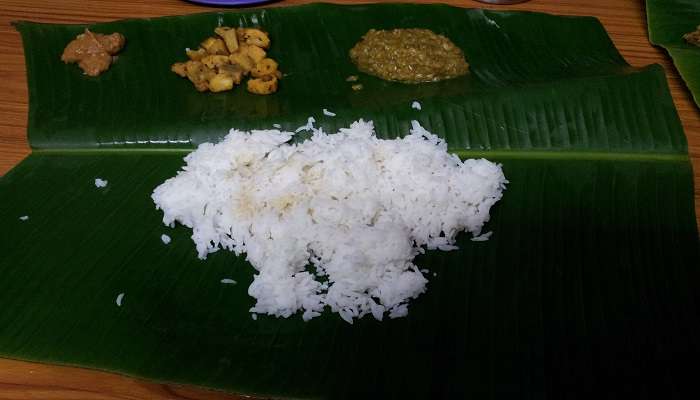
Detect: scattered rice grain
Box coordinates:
(116, 293, 125, 307)
(295, 117, 316, 133)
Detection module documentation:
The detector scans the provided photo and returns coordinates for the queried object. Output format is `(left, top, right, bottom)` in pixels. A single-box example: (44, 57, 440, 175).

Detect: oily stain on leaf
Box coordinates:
(2, 3, 699, 399)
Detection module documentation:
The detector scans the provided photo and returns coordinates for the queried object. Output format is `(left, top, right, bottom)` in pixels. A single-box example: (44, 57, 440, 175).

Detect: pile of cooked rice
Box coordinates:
(152, 120, 507, 323)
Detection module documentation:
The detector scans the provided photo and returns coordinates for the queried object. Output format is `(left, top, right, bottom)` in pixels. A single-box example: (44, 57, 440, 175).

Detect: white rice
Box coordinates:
(115, 292, 125, 307)
(471, 231, 493, 242)
(322, 108, 336, 117)
(95, 178, 108, 188)
(221, 278, 237, 284)
(19, 215, 29, 221)
(152, 119, 507, 323)
(161, 234, 171, 244)
(411, 101, 422, 110)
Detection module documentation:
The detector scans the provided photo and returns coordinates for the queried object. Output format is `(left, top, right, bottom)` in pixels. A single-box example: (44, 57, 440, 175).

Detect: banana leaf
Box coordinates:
(2, 3, 699, 398)
(647, 0, 700, 107)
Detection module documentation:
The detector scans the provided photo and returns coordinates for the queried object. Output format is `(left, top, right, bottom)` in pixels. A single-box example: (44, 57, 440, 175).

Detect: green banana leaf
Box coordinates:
(2, 3, 699, 398)
(647, 0, 700, 107)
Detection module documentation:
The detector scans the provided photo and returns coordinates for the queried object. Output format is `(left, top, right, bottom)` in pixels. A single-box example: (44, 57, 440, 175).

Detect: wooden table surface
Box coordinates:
(0, 0, 698, 398)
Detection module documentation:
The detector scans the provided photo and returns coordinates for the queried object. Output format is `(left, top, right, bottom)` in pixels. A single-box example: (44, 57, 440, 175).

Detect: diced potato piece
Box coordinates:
(229, 52, 255, 72)
(193, 80, 209, 92)
(215, 27, 239, 53)
(251, 58, 278, 78)
(185, 60, 215, 78)
(237, 28, 270, 49)
(209, 73, 235, 92)
(171, 62, 187, 77)
(185, 60, 216, 92)
(201, 55, 230, 69)
(201, 37, 228, 55)
(247, 75, 278, 95)
(186, 48, 207, 61)
(218, 64, 245, 85)
(184, 60, 203, 76)
(239, 44, 266, 63)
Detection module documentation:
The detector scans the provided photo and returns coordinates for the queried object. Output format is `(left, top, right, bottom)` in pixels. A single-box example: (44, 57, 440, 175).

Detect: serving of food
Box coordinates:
(61, 29, 125, 76)
(349, 28, 469, 83)
(171, 26, 281, 94)
(153, 120, 506, 322)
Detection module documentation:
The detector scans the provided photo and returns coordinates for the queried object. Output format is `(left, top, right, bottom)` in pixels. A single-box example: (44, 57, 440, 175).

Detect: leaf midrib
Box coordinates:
(31, 148, 689, 162)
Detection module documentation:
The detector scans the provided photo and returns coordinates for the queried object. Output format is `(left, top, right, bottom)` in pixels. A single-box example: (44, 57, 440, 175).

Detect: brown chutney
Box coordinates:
(349, 28, 469, 83)
(61, 30, 125, 77)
